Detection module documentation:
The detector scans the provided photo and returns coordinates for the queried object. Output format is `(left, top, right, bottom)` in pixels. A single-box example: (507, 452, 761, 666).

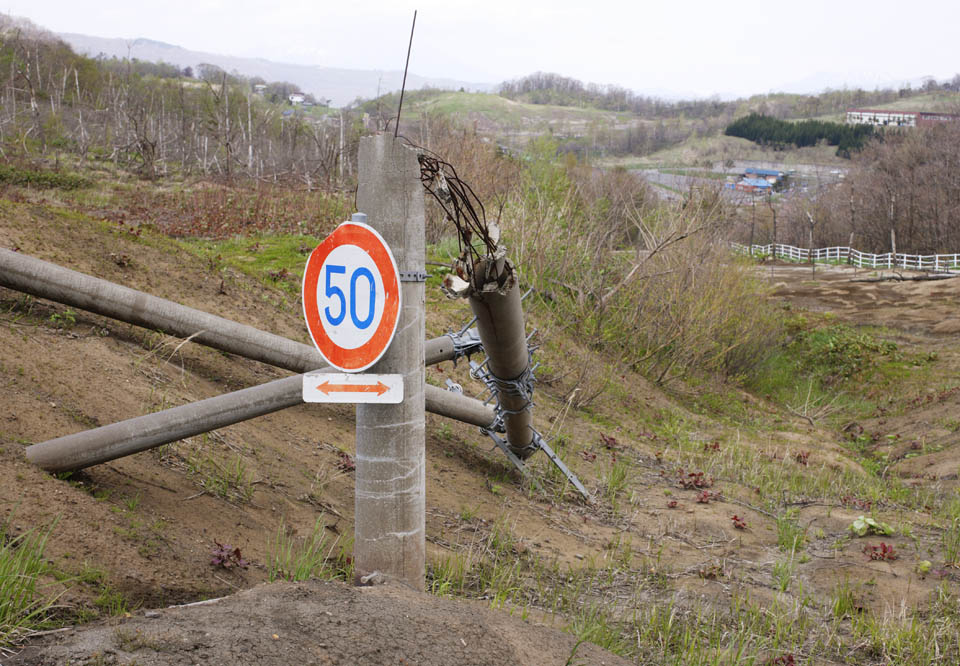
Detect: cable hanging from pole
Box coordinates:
(394, 10, 417, 138)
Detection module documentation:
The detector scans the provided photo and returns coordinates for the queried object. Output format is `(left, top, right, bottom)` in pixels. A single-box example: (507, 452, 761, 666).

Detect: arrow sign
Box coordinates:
(303, 372, 403, 404)
(317, 379, 390, 397)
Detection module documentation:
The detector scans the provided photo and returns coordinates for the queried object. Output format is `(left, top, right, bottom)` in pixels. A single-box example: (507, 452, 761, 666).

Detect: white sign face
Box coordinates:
(302, 372, 404, 404)
(302, 222, 401, 373)
(316, 243, 386, 351)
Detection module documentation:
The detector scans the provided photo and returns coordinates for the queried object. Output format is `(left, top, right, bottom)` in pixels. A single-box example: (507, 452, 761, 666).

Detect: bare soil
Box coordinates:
(766, 263, 960, 485)
(7, 579, 630, 666)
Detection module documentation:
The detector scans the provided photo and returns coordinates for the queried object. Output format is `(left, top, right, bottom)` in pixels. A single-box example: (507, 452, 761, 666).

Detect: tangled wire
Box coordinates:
(415, 150, 499, 268)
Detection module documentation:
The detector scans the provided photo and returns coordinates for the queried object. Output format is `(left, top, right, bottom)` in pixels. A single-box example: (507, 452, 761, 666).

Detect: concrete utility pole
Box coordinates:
(353, 135, 425, 589)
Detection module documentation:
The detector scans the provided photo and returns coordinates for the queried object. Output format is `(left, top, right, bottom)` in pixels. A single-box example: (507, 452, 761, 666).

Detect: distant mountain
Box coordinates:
(769, 71, 941, 97)
(58, 32, 494, 108)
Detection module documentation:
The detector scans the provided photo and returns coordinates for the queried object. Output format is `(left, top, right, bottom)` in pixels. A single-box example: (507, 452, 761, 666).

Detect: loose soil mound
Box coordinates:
(7, 579, 629, 666)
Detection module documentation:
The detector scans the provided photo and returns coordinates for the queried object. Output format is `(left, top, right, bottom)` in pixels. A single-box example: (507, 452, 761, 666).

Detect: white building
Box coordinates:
(847, 108, 960, 128)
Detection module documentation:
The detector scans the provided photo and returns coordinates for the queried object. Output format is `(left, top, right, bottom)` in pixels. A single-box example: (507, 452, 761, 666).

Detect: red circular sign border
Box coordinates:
(302, 222, 401, 372)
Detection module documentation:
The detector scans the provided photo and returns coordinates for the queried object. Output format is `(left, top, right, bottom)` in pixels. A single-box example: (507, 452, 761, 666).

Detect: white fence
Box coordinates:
(731, 243, 960, 273)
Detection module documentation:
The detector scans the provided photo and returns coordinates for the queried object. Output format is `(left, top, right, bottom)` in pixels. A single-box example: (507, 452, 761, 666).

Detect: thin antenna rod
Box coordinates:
(395, 10, 417, 138)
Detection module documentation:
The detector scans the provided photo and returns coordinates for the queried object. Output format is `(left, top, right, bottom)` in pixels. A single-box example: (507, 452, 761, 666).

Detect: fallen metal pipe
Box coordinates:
(27, 374, 304, 473)
(468, 264, 535, 459)
(26, 372, 496, 473)
(0, 248, 455, 371)
(3, 249, 496, 471)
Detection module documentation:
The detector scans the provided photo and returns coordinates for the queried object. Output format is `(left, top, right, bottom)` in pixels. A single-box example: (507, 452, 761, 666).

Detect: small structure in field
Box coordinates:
(734, 177, 772, 193)
(846, 108, 960, 128)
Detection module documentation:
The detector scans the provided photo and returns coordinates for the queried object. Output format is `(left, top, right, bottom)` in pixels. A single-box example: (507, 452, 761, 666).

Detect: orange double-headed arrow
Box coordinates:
(317, 379, 390, 396)
(303, 372, 403, 404)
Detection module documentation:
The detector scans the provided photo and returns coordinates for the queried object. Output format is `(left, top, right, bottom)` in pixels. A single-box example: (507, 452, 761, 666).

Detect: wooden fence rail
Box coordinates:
(730, 243, 960, 273)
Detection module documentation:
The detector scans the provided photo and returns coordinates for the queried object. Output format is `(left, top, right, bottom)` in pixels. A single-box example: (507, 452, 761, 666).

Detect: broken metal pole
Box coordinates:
(468, 268, 535, 459)
(25, 373, 495, 474)
(0, 248, 458, 371)
(352, 135, 426, 590)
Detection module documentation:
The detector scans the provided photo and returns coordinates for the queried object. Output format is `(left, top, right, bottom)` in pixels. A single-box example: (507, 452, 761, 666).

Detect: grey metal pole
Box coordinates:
(5, 249, 496, 473)
(26, 374, 303, 473)
(353, 135, 425, 589)
(0, 248, 454, 372)
(468, 266, 535, 459)
(25, 373, 495, 473)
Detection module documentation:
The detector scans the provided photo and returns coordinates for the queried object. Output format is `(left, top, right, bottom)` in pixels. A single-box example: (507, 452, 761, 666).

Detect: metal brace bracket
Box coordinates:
(535, 434, 591, 500)
(399, 270, 428, 282)
(444, 378, 463, 394)
(482, 430, 530, 478)
(444, 327, 483, 365)
(480, 428, 591, 501)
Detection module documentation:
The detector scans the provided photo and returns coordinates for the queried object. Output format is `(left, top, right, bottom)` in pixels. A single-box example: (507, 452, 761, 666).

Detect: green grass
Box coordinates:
(180, 234, 320, 295)
(776, 510, 806, 552)
(858, 91, 960, 113)
(93, 586, 130, 616)
(185, 452, 254, 503)
(747, 320, 925, 427)
(0, 163, 89, 190)
(428, 552, 468, 598)
(943, 519, 960, 566)
(0, 521, 57, 649)
(401, 91, 630, 126)
(268, 519, 352, 582)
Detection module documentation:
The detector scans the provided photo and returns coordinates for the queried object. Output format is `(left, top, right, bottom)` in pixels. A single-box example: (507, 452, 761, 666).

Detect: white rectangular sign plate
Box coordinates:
(302, 372, 403, 404)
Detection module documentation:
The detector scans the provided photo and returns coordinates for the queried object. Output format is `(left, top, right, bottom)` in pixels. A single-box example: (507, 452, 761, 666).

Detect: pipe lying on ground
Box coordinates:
(1, 249, 495, 471)
(26, 372, 496, 473)
(0, 248, 455, 371)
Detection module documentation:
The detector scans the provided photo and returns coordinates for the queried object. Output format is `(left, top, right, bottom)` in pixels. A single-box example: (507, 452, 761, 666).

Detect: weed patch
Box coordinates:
(0, 164, 89, 190)
(268, 519, 352, 582)
(0, 522, 56, 648)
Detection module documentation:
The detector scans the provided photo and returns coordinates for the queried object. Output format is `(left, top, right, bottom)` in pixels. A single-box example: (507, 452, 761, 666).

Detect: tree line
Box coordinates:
(498, 71, 734, 119)
(724, 113, 875, 157)
(787, 122, 960, 253)
(0, 18, 356, 185)
(498, 71, 958, 123)
(736, 122, 960, 254)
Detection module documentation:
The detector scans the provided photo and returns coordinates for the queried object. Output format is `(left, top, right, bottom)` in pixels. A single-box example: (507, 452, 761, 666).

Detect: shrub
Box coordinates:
(0, 164, 89, 189)
(503, 146, 783, 386)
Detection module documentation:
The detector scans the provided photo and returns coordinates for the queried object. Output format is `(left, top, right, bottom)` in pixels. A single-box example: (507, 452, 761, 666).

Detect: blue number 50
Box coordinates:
(324, 264, 376, 330)
(324, 265, 346, 325)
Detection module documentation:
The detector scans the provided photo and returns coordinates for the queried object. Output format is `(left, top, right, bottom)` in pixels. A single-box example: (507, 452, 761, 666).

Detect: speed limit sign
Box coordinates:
(302, 219, 401, 373)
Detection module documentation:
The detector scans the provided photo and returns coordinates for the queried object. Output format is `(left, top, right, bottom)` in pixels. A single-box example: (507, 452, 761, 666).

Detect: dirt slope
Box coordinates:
(767, 263, 960, 485)
(8, 579, 630, 666)
(0, 193, 643, 663)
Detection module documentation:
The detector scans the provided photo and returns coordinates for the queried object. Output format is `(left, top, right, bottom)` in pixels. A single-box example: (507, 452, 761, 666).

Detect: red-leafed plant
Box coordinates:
(210, 541, 248, 569)
(863, 542, 897, 561)
(336, 451, 355, 472)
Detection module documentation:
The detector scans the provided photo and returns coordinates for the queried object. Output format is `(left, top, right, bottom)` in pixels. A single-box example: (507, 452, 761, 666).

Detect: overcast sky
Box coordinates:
(7, 0, 960, 98)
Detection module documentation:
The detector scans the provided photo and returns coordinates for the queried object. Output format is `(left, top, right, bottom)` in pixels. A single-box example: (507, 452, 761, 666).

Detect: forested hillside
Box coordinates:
(0, 15, 355, 185)
(724, 113, 875, 157)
